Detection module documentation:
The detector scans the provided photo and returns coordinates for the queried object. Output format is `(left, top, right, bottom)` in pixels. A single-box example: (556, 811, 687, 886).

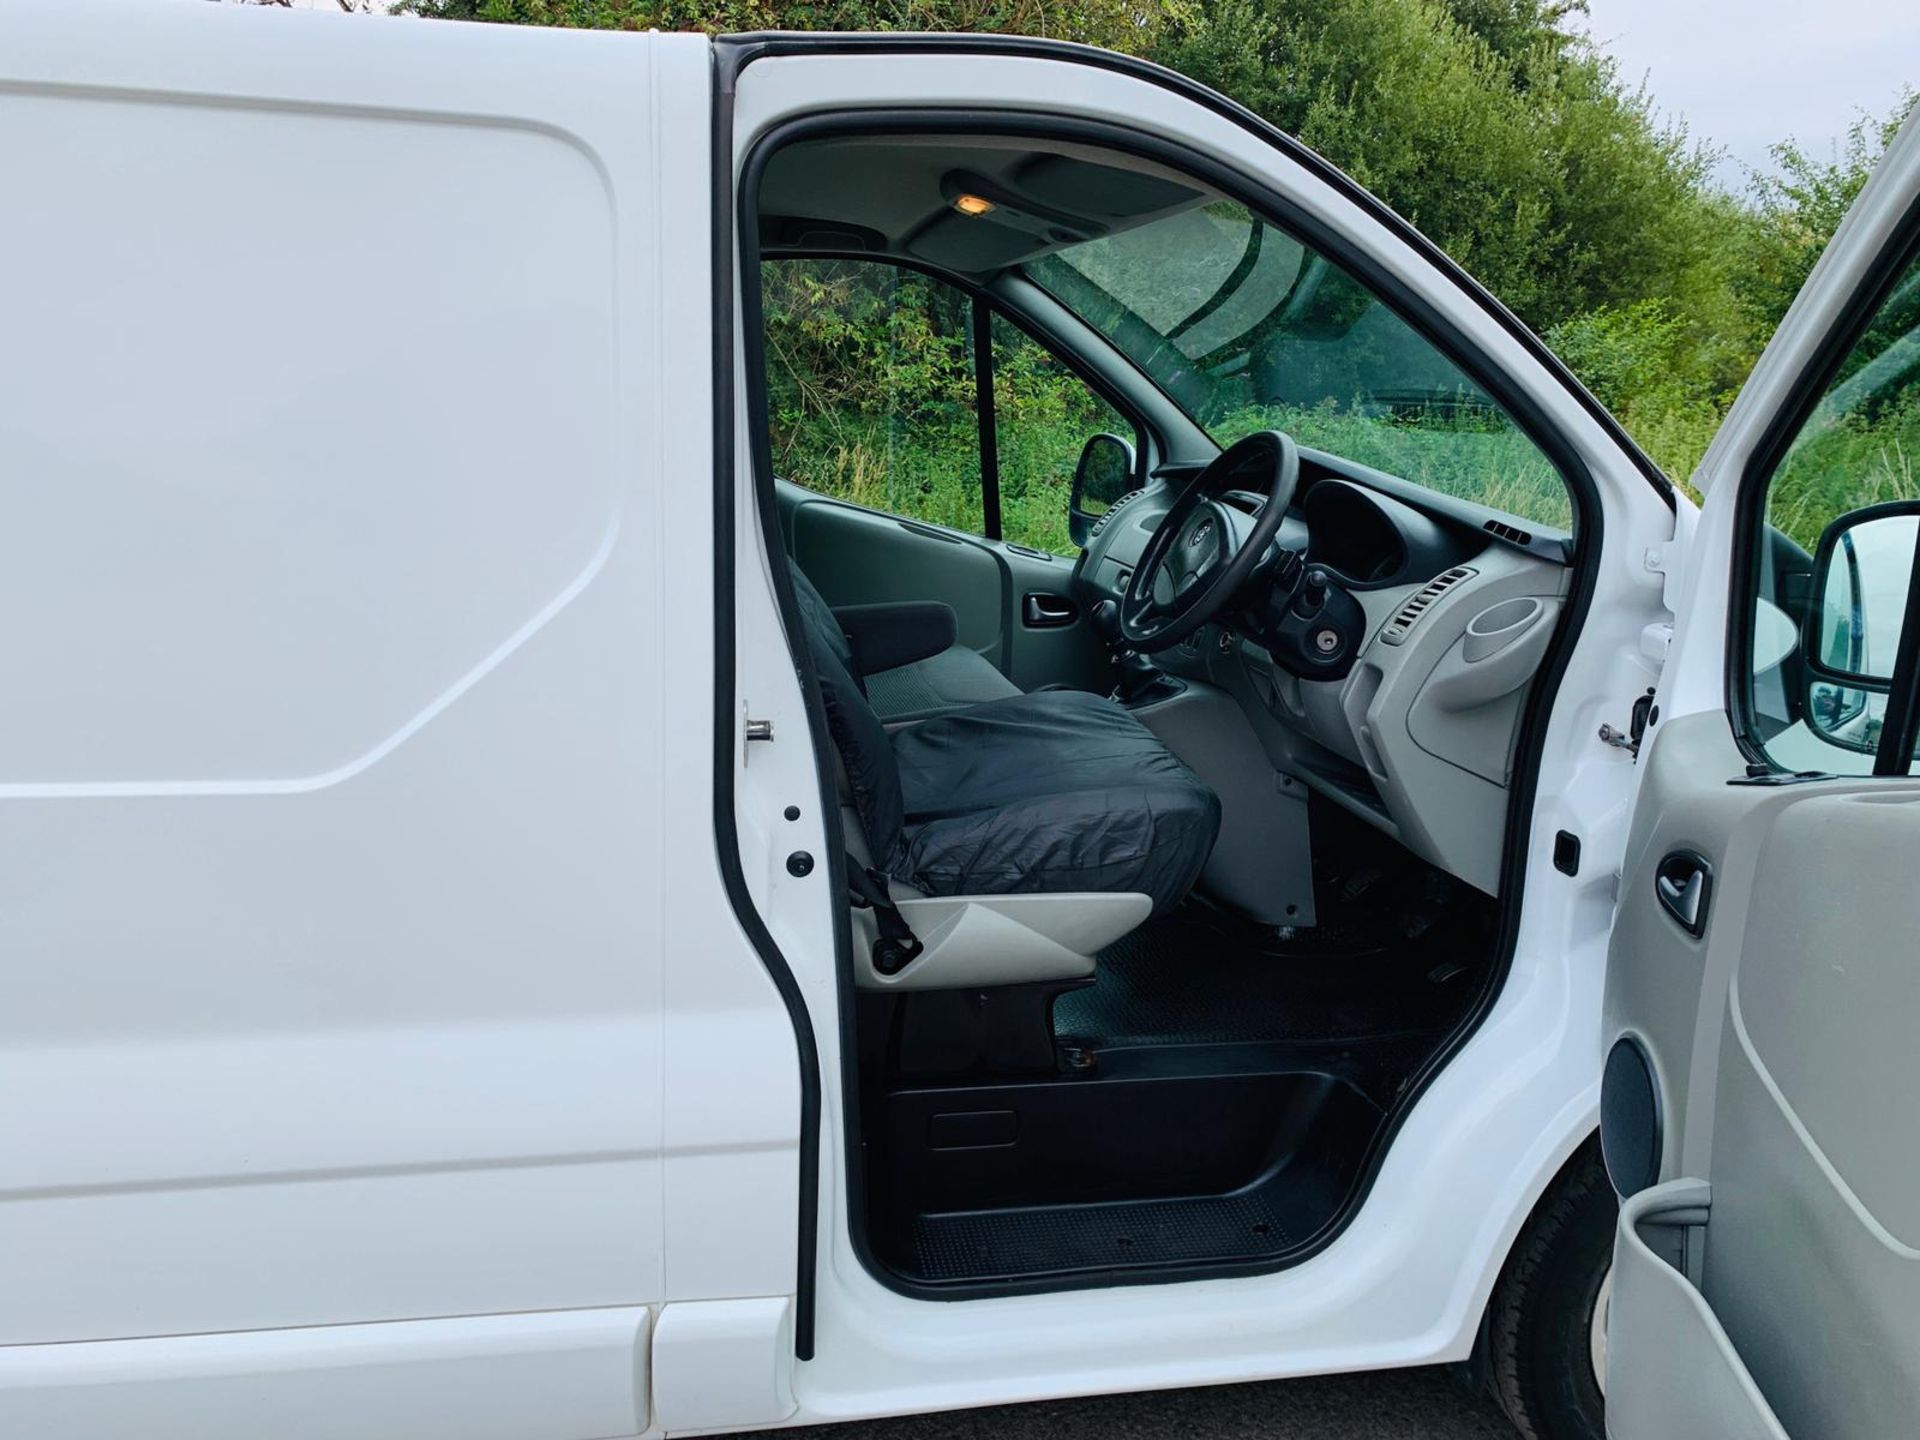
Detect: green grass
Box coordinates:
(771, 390, 1920, 560)
(772, 394, 1583, 553)
(1209, 401, 1575, 532)
(770, 410, 1092, 557)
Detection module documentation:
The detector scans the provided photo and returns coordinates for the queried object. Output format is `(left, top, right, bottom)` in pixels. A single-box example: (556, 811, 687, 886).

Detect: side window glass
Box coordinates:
(989, 312, 1138, 556)
(761, 257, 986, 534)
(1746, 253, 1920, 775)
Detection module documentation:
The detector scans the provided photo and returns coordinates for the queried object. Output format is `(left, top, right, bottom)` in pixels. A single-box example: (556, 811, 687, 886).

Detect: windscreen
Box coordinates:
(1026, 199, 1573, 532)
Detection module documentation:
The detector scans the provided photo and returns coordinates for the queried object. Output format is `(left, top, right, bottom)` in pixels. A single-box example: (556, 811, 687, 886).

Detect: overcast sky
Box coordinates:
(1579, 0, 1919, 188)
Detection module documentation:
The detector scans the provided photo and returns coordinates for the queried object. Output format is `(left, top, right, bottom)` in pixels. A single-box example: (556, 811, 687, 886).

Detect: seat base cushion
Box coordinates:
(890, 691, 1221, 913)
(865, 645, 1021, 721)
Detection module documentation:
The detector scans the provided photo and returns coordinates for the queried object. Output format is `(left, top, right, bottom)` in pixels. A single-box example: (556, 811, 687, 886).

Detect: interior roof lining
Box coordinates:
(757, 132, 1220, 276)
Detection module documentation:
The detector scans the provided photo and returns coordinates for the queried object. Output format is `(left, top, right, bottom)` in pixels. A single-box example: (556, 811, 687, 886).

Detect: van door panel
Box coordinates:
(779, 482, 1112, 692)
(1603, 104, 1920, 1437)
(1700, 789, 1920, 1436)
(1605, 1181, 1788, 1440)
(0, 11, 796, 1433)
(0, 49, 658, 1341)
(790, 493, 1007, 665)
(1606, 717, 1920, 1435)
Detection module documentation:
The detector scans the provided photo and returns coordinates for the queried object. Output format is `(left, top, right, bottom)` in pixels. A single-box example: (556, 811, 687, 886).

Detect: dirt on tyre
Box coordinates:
(1485, 1138, 1617, 1440)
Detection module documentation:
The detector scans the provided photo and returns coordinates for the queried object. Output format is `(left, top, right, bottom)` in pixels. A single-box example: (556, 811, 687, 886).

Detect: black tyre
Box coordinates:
(1485, 1139, 1617, 1440)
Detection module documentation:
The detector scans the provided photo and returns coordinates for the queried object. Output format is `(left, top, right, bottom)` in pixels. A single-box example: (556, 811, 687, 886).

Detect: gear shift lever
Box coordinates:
(1092, 598, 1162, 704)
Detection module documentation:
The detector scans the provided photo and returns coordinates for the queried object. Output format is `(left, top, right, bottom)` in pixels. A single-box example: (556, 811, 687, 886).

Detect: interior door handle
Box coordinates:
(1023, 592, 1078, 628)
(1654, 850, 1712, 937)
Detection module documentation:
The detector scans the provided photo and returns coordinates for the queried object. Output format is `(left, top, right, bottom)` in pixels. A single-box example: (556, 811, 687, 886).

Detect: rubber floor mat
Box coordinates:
(1056, 907, 1489, 1050)
(911, 1191, 1291, 1283)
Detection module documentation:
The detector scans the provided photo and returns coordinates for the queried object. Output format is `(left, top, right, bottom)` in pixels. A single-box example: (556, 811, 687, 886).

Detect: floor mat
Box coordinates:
(870, 899, 1497, 1290)
(1056, 906, 1490, 1051)
(911, 1191, 1293, 1283)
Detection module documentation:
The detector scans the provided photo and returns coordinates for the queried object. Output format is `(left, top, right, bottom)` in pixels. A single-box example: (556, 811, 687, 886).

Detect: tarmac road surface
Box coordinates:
(715, 1366, 1517, 1440)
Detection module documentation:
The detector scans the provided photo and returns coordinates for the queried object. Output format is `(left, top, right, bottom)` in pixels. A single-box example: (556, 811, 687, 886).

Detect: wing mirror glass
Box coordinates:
(1068, 433, 1137, 548)
(1801, 502, 1920, 752)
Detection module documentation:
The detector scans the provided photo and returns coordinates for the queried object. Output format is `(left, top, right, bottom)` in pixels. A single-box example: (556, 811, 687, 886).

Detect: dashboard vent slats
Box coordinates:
(1483, 519, 1534, 546)
(1087, 487, 1145, 539)
(1379, 566, 1476, 646)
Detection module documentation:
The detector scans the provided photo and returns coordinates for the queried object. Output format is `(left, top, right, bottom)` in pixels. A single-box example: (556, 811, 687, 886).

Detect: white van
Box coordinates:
(4, 6, 1917, 1438)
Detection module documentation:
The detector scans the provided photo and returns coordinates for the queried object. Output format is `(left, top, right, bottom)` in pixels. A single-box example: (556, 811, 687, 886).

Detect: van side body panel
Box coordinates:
(0, 8, 798, 1436)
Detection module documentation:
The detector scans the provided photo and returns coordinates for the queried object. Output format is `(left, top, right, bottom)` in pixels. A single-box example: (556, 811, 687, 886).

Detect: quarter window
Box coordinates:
(763, 259, 986, 535)
(988, 312, 1137, 555)
(761, 257, 1138, 556)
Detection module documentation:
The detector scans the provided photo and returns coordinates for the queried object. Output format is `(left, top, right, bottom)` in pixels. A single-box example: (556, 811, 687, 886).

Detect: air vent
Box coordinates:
(1087, 487, 1145, 539)
(1379, 566, 1476, 646)
(1484, 519, 1534, 546)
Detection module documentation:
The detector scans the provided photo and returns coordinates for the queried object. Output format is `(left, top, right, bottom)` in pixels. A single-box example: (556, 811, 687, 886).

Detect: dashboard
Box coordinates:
(1074, 453, 1572, 895)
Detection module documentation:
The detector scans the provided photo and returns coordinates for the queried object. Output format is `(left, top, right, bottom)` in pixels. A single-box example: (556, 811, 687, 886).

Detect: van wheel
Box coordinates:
(1486, 1139, 1616, 1440)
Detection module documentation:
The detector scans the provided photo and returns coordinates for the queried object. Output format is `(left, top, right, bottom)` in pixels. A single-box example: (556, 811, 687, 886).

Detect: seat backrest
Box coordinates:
(790, 561, 855, 676)
(789, 565, 905, 870)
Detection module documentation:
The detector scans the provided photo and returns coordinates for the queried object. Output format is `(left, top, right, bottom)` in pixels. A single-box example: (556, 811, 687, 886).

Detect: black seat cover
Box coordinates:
(891, 691, 1221, 910)
(791, 564, 1220, 914)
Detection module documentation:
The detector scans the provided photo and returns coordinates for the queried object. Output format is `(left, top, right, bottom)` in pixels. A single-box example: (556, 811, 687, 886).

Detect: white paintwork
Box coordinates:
(651, 1298, 797, 1433)
(0, 4, 797, 1436)
(729, 48, 1678, 1426)
(0, 1309, 652, 1440)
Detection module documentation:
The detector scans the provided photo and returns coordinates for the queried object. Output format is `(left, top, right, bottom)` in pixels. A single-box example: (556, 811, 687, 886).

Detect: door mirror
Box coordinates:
(1068, 432, 1137, 548)
(1801, 502, 1920, 751)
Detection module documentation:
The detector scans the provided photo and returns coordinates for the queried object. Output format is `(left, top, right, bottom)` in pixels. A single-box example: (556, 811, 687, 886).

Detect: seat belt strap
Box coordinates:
(845, 857, 924, 975)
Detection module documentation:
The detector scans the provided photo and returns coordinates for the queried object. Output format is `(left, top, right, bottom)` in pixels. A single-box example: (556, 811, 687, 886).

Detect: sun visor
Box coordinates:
(760, 214, 887, 253)
(1012, 155, 1202, 222)
(907, 210, 1065, 272)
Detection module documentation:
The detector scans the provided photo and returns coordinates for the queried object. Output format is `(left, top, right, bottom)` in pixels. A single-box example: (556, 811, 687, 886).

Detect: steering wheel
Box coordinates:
(1120, 430, 1301, 654)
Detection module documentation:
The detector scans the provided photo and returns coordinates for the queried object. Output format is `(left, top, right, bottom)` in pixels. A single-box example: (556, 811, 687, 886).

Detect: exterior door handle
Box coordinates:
(1654, 850, 1712, 937)
(1023, 592, 1078, 628)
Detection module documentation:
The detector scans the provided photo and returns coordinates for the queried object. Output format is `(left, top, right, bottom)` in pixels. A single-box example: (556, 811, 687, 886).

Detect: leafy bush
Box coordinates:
(1544, 301, 1727, 489)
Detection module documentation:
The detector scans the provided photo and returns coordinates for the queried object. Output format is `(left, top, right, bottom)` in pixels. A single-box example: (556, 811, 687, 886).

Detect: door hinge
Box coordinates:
(1600, 687, 1657, 756)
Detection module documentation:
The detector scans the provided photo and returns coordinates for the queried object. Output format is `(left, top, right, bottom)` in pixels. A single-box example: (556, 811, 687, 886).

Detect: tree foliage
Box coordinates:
(1733, 96, 1919, 353)
(1156, 0, 1736, 338)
